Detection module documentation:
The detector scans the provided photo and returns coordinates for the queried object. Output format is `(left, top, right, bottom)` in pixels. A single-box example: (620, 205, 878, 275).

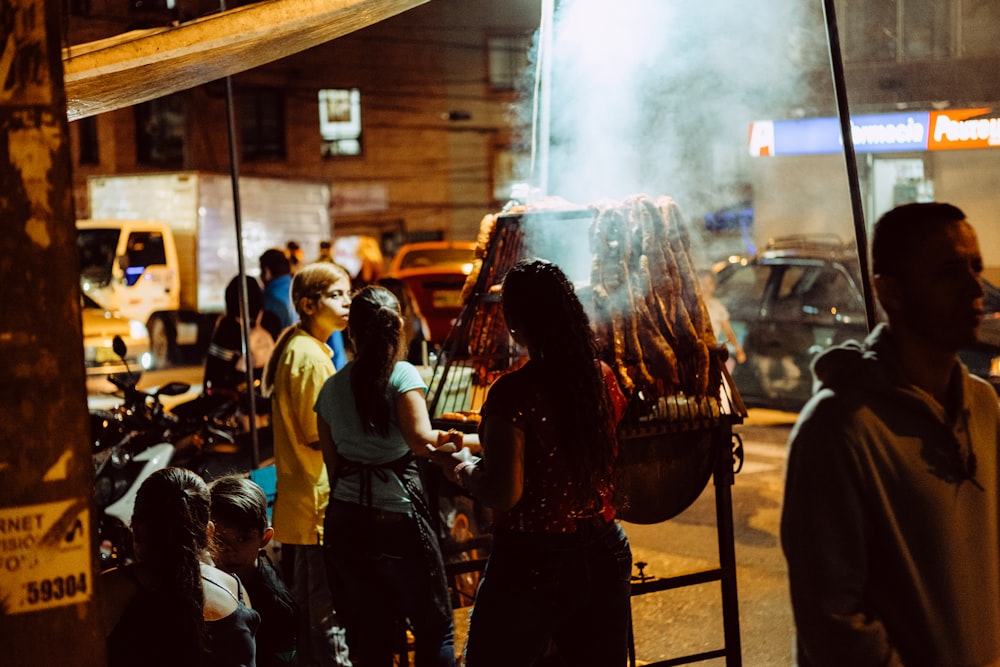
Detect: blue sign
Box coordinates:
(753, 112, 931, 156)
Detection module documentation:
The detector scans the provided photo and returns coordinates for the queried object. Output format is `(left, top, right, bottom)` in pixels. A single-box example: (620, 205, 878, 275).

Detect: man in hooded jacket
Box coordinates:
(781, 202, 1000, 667)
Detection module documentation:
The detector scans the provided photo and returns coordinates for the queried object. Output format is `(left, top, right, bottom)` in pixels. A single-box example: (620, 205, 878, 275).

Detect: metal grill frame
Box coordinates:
(424, 206, 749, 666)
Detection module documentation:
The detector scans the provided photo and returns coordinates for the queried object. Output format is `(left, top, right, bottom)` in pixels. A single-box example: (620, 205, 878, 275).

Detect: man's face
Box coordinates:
(888, 219, 985, 351)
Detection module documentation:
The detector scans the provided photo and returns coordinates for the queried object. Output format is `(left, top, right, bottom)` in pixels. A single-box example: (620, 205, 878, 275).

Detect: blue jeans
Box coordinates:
(324, 499, 455, 667)
(463, 520, 632, 667)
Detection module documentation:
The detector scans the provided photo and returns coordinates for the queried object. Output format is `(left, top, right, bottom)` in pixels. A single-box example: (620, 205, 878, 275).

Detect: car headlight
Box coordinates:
(129, 319, 148, 341)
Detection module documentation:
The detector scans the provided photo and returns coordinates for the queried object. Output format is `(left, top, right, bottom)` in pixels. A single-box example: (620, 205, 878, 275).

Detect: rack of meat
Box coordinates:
(426, 195, 748, 665)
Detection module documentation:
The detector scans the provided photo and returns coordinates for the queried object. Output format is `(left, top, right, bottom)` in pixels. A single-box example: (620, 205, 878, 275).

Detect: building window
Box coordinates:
(492, 146, 531, 203)
(135, 93, 186, 167)
(240, 87, 286, 161)
(901, 0, 950, 60)
(839, 0, 956, 62)
(839, 0, 898, 62)
(488, 35, 533, 91)
(319, 88, 362, 158)
(78, 115, 99, 165)
(960, 0, 1000, 56)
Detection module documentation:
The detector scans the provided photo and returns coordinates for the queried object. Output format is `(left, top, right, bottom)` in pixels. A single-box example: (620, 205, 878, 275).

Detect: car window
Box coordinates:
(983, 278, 1000, 314)
(399, 247, 473, 270)
(819, 268, 865, 320)
(772, 262, 864, 321)
(715, 263, 767, 318)
(123, 231, 167, 286)
(78, 228, 121, 285)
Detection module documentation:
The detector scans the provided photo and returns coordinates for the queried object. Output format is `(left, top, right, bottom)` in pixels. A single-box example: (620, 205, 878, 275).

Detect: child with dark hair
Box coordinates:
(210, 475, 299, 667)
(101, 467, 260, 667)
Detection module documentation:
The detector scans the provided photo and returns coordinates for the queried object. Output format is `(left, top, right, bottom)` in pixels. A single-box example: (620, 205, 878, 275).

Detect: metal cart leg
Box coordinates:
(714, 424, 742, 666)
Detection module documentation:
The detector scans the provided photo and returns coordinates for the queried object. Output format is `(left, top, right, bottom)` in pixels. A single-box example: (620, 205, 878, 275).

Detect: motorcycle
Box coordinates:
(91, 336, 192, 570)
(92, 337, 266, 568)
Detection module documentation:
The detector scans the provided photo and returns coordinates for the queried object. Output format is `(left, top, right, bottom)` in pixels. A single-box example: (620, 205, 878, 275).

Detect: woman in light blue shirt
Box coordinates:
(315, 285, 457, 667)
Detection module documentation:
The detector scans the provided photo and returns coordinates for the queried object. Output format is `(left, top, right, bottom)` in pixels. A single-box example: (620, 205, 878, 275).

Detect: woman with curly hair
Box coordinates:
(429, 258, 632, 666)
(315, 285, 457, 667)
(101, 467, 260, 666)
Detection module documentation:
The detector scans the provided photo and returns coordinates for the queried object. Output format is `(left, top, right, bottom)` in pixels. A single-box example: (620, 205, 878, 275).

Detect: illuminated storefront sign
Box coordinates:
(749, 108, 999, 156)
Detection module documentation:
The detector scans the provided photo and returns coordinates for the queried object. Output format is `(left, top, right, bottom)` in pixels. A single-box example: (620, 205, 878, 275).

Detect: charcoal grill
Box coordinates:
(427, 201, 748, 666)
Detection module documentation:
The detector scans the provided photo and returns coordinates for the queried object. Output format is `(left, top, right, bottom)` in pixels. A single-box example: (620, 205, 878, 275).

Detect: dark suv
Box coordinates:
(714, 235, 1000, 412)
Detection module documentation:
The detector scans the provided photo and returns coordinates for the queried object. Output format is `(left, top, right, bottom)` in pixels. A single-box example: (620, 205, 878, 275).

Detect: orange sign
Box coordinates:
(928, 108, 1000, 151)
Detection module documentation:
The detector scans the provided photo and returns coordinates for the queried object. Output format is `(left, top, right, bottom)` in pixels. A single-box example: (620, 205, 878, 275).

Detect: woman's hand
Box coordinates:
(436, 428, 464, 450)
(426, 442, 478, 486)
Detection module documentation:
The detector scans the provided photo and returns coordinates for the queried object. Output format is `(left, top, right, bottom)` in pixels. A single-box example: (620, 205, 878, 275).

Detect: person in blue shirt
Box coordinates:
(260, 248, 297, 338)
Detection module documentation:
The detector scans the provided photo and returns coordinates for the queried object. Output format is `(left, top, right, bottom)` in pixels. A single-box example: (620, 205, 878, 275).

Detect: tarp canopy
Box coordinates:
(62, 0, 429, 120)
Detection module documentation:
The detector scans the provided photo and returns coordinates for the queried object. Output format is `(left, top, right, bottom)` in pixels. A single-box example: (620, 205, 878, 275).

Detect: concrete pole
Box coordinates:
(0, 0, 106, 663)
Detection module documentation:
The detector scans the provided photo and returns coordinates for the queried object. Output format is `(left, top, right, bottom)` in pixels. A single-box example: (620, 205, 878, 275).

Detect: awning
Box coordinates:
(62, 0, 429, 121)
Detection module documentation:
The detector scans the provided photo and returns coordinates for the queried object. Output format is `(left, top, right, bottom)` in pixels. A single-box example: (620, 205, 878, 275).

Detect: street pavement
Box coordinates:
(626, 409, 798, 666)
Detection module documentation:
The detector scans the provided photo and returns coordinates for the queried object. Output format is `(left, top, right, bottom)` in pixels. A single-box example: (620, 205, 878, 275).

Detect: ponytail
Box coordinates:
(347, 286, 404, 436)
(131, 467, 211, 664)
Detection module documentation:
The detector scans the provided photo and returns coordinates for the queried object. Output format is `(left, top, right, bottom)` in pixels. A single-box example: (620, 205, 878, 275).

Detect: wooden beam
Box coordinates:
(62, 0, 430, 120)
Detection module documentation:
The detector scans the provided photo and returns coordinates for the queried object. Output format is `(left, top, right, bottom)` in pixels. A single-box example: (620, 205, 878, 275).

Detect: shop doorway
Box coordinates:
(870, 157, 933, 221)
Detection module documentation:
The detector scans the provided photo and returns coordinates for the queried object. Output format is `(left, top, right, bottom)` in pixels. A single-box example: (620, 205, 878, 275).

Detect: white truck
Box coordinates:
(78, 172, 332, 366)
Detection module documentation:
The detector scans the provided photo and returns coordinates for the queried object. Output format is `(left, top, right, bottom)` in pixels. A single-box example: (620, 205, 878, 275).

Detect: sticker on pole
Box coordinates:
(0, 499, 93, 614)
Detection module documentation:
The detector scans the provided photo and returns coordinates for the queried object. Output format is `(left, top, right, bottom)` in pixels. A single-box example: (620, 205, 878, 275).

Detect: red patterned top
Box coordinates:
(479, 360, 625, 534)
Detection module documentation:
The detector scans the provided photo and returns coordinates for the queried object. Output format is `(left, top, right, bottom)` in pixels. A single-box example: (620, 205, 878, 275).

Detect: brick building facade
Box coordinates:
(65, 0, 541, 251)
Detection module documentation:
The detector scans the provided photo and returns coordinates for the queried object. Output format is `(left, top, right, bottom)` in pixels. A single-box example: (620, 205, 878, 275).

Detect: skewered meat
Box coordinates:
(591, 206, 653, 393)
(633, 254, 680, 391)
(462, 213, 496, 302)
(587, 195, 720, 400)
(659, 196, 714, 341)
(657, 197, 712, 394)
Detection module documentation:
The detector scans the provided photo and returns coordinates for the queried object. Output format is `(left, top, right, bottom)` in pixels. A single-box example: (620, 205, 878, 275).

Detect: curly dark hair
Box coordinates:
(501, 258, 617, 487)
(347, 285, 405, 436)
(131, 467, 211, 663)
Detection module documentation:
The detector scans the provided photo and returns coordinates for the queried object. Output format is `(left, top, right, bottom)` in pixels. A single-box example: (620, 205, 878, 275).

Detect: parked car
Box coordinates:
(388, 241, 476, 344)
(714, 235, 1000, 411)
(82, 293, 154, 375)
(958, 278, 1000, 387)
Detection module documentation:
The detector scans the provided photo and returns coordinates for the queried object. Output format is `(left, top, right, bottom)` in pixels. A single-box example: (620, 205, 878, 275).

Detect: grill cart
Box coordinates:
(426, 198, 748, 666)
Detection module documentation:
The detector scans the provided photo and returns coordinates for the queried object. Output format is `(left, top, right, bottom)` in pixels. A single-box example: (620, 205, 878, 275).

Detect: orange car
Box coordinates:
(388, 241, 476, 344)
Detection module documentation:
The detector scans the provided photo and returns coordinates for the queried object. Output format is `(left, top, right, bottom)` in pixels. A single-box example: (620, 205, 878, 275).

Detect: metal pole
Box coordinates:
(531, 0, 555, 199)
(220, 0, 260, 469)
(822, 0, 878, 331)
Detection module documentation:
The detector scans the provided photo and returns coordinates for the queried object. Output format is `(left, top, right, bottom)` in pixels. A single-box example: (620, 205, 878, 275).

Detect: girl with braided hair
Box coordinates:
(101, 467, 259, 666)
(315, 285, 458, 667)
(429, 258, 632, 666)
